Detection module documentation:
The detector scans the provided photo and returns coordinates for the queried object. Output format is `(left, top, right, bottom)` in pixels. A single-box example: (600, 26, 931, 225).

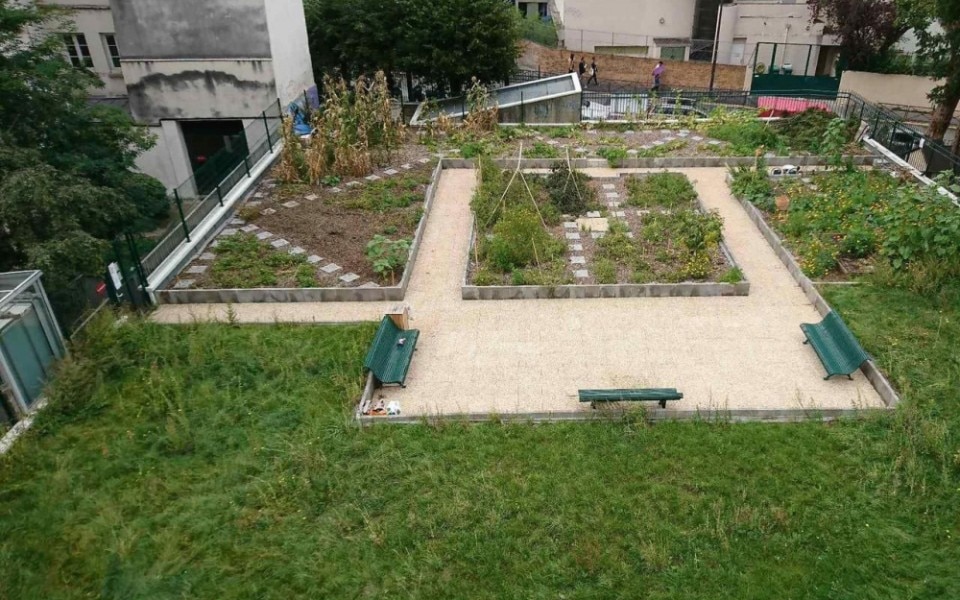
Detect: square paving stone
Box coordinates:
(209, 240, 220, 248)
(626, 232, 635, 238)
(261, 208, 277, 216)
(339, 272, 360, 284)
(219, 228, 238, 236)
(401, 163, 412, 170)
(345, 181, 361, 187)
(358, 282, 380, 289)
(289, 246, 306, 255)
(282, 200, 300, 209)
(569, 255, 586, 265)
(575, 147, 587, 153)
(691, 135, 704, 141)
(330, 187, 342, 193)
(305, 194, 318, 201)
(660, 129, 671, 134)
(587, 130, 599, 135)
(624, 130, 635, 135)
(627, 149, 639, 156)
(563, 221, 578, 229)
(384, 169, 399, 176)
(246, 201, 262, 208)
(613, 211, 626, 217)
(320, 263, 342, 274)
(186, 265, 208, 275)
(228, 218, 245, 226)
(641, 145, 653, 150)
(256, 231, 274, 240)
(574, 269, 589, 279)
(586, 211, 601, 218)
(417, 158, 430, 164)
(253, 192, 265, 199)
(241, 224, 259, 233)
(590, 231, 606, 239)
(604, 192, 619, 199)
(637, 210, 651, 216)
(547, 140, 559, 146)
(607, 201, 621, 208)
(271, 239, 289, 249)
(602, 184, 616, 190)
(707, 140, 722, 146)
(199, 252, 216, 261)
(652, 140, 665, 146)
(569, 243, 583, 251)
(565, 232, 581, 240)
(307, 255, 323, 264)
(174, 279, 195, 289)
(663, 137, 676, 143)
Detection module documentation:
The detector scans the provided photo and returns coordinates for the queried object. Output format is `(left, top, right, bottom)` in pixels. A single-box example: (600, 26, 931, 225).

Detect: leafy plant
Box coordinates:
(365, 235, 411, 283)
(597, 146, 628, 167)
(718, 266, 743, 284)
(544, 163, 594, 213)
(525, 142, 560, 159)
(321, 175, 341, 186)
(209, 234, 313, 288)
(730, 164, 775, 211)
(821, 117, 852, 169)
(675, 210, 723, 253)
(627, 173, 697, 209)
(705, 113, 784, 156)
(486, 205, 563, 272)
(594, 258, 617, 284)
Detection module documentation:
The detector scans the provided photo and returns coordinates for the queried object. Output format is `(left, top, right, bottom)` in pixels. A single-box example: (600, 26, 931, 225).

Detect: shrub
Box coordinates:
(597, 146, 628, 167)
(526, 142, 560, 159)
(365, 235, 411, 283)
(718, 266, 743, 284)
(676, 250, 714, 281)
(473, 266, 500, 286)
(879, 177, 960, 271)
(675, 210, 723, 253)
(730, 164, 775, 211)
(627, 173, 697, 209)
(544, 163, 594, 213)
(596, 221, 636, 263)
(773, 109, 848, 154)
(705, 115, 784, 156)
(594, 258, 617, 284)
(487, 205, 563, 272)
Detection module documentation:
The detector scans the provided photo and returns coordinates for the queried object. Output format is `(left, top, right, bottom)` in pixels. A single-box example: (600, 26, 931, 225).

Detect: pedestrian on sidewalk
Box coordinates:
(652, 61, 665, 92)
(568, 53, 576, 73)
(587, 57, 598, 86)
(578, 56, 586, 80)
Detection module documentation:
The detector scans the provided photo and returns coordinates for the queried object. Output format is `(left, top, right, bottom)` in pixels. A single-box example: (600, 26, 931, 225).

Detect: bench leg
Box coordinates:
(847, 375, 853, 381)
(803, 339, 809, 345)
(658, 399, 666, 409)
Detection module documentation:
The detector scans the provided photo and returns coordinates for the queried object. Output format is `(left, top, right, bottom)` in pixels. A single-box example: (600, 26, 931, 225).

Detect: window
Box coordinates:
(62, 33, 92, 68)
(538, 2, 548, 18)
(660, 46, 686, 61)
(102, 34, 120, 69)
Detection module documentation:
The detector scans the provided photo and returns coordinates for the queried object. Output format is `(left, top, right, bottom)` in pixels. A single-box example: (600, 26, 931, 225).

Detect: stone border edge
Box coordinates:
(441, 155, 874, 170)
(726, 173, 901, 408)
(155, 160, 444, 304)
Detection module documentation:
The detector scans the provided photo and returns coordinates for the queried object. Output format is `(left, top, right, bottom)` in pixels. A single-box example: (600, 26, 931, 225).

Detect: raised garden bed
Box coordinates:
(158, 157, 441, 303)
(463, 162, 748, 299)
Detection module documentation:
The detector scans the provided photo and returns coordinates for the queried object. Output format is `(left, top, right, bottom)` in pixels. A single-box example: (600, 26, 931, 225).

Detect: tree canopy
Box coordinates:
(0, 0, 167, 322)
(304, 0, 521, 96)
(810, 0, 909, 72)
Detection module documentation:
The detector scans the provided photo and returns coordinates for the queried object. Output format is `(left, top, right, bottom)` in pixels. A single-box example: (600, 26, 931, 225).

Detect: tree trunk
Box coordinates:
(927, 88, 960, 143)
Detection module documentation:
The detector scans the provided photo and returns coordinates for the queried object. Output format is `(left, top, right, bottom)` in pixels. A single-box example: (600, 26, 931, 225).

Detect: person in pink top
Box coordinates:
(652, 61, 665, 92)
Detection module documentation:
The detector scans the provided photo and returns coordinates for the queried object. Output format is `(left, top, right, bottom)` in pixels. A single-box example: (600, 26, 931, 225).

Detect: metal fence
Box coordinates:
(138, 100, 284, 279)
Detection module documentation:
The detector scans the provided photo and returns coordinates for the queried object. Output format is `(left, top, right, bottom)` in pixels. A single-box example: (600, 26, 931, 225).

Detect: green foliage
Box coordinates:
(730, 164, 775, 211)
(209, 234, 314, 288)
(543, 163, 594, 213)
(718, 267, 743, 284)
(346, 174, 427, 211)
(596, 221, 636, 264)
(597, 146, 628, 166)
(515, 13, 558, 47)
(525, 141, 560, 158)
(878, 176, 960, 273)
(593, 258, 617, 284)
(365, 234, 411, 281)
(705, 118, 784, 156)
(821, 117, 853, 168)
(304, 0, 521, 95)
(510, 260, 571, 285)
(486, 205, 563, 271)
(675, 210, 723, 253)
(627, 173, 697, 209)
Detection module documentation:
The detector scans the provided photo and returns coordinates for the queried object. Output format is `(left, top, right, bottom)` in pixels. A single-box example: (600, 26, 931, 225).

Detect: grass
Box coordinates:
(1, 282, 959, 597)
(209, 234, 315, 288)
(344, 173, 429, 211)
(627, 173, 698, 209)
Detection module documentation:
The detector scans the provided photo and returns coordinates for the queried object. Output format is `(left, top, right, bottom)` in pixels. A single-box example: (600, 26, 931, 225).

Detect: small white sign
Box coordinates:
(108, 262, 122, 290)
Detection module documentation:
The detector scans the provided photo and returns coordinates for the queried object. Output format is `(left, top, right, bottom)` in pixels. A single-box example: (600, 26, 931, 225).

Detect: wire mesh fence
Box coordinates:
(138, 100, 284, 279)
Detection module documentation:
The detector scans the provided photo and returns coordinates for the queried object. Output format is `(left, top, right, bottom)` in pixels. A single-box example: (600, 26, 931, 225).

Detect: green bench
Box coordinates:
(800, 311, 870, 380)
(579, 388, 683, 409)
(364, 316, 420, 387)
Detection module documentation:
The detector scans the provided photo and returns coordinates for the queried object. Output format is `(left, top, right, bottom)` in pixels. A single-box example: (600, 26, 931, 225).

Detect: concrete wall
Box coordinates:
(40, 1, 126, 96)
(839, 70, 955, 112)
(562, 0, 696, 48)
(522, 41, 746, 90)
(263, 0, 316, 106)
(107, 0, 270, 59)
(133, 124, 186, 190)
(498, 94, 582, 124)
(121, 59, 278, 123)
(719, 2, 833, 74)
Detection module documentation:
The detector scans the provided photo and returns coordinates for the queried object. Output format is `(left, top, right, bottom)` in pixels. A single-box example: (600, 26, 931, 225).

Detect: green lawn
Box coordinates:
(1, 294, 958, 598)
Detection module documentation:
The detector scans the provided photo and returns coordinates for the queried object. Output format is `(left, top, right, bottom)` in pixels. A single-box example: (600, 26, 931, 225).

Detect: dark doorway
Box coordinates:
(180, 120, 248, 195)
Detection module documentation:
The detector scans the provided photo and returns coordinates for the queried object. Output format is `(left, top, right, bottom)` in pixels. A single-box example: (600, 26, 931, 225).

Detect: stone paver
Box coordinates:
(320, 263, 341, 274)
(384, 169, 399, 176)
(256, 231, 273, 241)
(339, 272, 360, 284)
(282, 201, 300, 209)
(219, 228, 238, 237)
(173, 279, 194, 289)
(365, 175, 381, 182)
(241, 224, 259, 233)
(573, 269, 590, 279)
(602, 184, 616, 190)
(565, 232, 580, 240)
(305, 194, 319, 201)
(271, 239, 290, 249)
(228, 218, 245, 226)
(261, 208, 277, 216)
(199, 253, 216, 261)
(569, 255, 586, 265)
(289, 246, 306, 256)
(569, 243, 583, 252)
(307, 255, 323, 264)
(155, 168, 884, 417)
(186, 265, 208, 275)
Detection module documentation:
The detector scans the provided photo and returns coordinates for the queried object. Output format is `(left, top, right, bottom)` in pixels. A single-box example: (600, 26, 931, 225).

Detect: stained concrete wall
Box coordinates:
(107, 0, 270, 59)
(40, 2, 127, 96)
(264, 0, 316, 106)
(121, 59, 278, 123)
(839, 70, 956, 113)
(562, 0, 696, 47)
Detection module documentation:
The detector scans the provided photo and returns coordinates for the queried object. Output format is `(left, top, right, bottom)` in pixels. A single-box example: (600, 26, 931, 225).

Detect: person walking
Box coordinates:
(652, 61, 665, 92)
(578, 56, 587, 81)
(568, 53, 576, 73)
(587, 57, 599, 86)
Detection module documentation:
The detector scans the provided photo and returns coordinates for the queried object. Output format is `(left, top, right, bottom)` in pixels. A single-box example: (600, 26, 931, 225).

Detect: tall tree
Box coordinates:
(304, 0, 521, 96)
(898, 0, 960, 149)
(810, 0, 909, 72)
(0, 1, 167, 319)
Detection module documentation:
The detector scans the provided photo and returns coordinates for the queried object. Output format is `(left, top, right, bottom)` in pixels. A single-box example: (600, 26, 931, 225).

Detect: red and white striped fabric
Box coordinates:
(757, 96, 830, 114)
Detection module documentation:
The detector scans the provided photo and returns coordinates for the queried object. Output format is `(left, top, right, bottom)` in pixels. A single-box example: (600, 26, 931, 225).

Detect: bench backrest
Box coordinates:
(822, 311, 869, 366)
(364, 317, 403, 373)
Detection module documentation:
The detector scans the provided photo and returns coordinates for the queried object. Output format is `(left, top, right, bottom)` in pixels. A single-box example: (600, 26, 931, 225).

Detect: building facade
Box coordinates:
(41, 0, 316, 191)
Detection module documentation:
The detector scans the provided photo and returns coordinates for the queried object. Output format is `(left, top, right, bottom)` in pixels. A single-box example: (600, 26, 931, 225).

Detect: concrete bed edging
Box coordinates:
(726, 173, 901, 408)
(357, 406, 885, 426)
(460, 173, 750, 300)
(155, 160, 444, 304)
(441, 155, 875, 170)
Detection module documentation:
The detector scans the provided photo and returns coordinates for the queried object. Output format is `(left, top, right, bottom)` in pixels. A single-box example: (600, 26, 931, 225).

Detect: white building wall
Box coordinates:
(134, 125, 185, 191)
(39, 1, 126, 96)
(722, 2, 832, 75)
(263, 0, 317, 107)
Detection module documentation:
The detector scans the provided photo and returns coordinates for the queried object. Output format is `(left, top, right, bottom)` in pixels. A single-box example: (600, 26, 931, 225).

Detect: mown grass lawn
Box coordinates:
(0, 293, 958, 598)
